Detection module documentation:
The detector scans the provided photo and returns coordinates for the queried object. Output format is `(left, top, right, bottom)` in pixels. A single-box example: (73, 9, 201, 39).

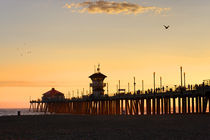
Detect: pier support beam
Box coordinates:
(182, 96, 186, 114)
(173, 97, 176, 114)
(161, 97, 164, 114)
(135, 99, 139, 115)
(140, 99, 144, 115)
(121, 99, 124, 115)
(157, 98, 160, 115)
(196, 96, 199, 113)
(188, 97, 190, 113)
(169, 98, 171, 114)
(152, 98, 156, 115)
(178, 97, 181, 114)
(192, 97, 194, 113)
(199, 96, 202, 113)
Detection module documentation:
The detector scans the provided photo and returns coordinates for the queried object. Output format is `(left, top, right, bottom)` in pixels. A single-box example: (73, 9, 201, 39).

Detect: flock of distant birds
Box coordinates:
(17, 43, 32, 57)
(16, 25, 170, 57)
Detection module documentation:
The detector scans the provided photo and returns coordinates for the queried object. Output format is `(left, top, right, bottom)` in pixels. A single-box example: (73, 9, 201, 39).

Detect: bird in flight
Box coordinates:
(163, 25, 170, 29)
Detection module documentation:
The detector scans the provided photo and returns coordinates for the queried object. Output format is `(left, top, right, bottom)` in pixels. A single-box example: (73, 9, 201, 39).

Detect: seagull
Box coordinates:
(163, 25, 170, 29)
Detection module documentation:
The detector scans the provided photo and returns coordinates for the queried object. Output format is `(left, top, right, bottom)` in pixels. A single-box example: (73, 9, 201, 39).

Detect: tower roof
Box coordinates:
(89, 72, 107, 79)
(43, 88, 64, 97)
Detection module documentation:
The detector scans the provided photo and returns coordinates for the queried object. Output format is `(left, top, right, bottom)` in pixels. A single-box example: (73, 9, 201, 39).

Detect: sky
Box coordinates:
(0, 0, 210, 108)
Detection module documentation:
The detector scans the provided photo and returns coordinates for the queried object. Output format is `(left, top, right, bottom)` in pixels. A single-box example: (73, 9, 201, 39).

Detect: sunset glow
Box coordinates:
(0, 0, 210, 108)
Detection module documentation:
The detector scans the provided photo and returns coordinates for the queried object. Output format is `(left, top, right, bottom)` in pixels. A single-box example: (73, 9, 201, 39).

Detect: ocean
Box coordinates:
(0, 108, 45, 116)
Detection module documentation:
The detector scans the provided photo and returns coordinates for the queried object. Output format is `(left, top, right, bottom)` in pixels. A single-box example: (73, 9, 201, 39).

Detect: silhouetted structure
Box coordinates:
(89, 65, 107, 96)
(42, 88, 65, 101)
(30, 83, 210, 115)
(30, 69, 210, 115)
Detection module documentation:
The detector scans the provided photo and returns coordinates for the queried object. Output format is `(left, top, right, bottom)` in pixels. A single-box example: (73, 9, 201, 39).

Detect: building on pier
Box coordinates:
(89, 65, 107, 96)
(42, 88, 65, 101)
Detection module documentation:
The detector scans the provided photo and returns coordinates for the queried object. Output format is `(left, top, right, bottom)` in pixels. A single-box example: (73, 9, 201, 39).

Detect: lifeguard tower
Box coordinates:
(89, 65, 107, 96)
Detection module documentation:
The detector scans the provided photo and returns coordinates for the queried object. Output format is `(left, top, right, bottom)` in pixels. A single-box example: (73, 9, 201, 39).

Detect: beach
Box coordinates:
(0, 114, 210, 140)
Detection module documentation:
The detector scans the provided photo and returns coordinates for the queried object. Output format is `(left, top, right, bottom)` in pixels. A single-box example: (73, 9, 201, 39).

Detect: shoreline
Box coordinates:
(0, 112, 209, 117)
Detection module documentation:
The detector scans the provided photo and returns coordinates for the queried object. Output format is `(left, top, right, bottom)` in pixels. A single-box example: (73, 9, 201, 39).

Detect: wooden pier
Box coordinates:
(30, 85, 210, 115)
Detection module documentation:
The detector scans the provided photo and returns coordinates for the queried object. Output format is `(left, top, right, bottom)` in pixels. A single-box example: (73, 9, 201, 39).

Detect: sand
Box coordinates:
(0, 114, 210, 140)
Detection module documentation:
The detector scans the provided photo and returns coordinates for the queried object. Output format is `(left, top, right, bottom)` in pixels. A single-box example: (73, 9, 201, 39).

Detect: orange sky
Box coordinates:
(0, 0, 210, 108)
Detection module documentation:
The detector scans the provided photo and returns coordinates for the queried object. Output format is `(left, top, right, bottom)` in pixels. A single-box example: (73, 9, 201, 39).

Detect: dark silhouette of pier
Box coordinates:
(29, 66, 210, 115)
(30, 83, 210, 115)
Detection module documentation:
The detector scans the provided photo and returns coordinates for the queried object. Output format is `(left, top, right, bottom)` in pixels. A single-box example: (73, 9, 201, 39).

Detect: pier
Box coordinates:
(30, 84, 210, 115)
(29, 66, 210, 115)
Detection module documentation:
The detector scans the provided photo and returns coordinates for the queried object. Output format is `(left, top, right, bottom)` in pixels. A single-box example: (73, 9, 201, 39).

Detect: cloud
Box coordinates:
(64, 1, 170, 15)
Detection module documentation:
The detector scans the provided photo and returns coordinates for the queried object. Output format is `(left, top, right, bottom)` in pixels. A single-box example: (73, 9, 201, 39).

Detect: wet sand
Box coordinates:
(0, 114, 210, 140)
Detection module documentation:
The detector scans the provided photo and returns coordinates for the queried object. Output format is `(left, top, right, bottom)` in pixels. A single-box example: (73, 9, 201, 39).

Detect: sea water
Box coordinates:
(0, 108, 45, 116)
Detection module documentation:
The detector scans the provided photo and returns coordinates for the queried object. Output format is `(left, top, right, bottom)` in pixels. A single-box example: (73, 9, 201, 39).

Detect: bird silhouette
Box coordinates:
(163, 25, 170, 29)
